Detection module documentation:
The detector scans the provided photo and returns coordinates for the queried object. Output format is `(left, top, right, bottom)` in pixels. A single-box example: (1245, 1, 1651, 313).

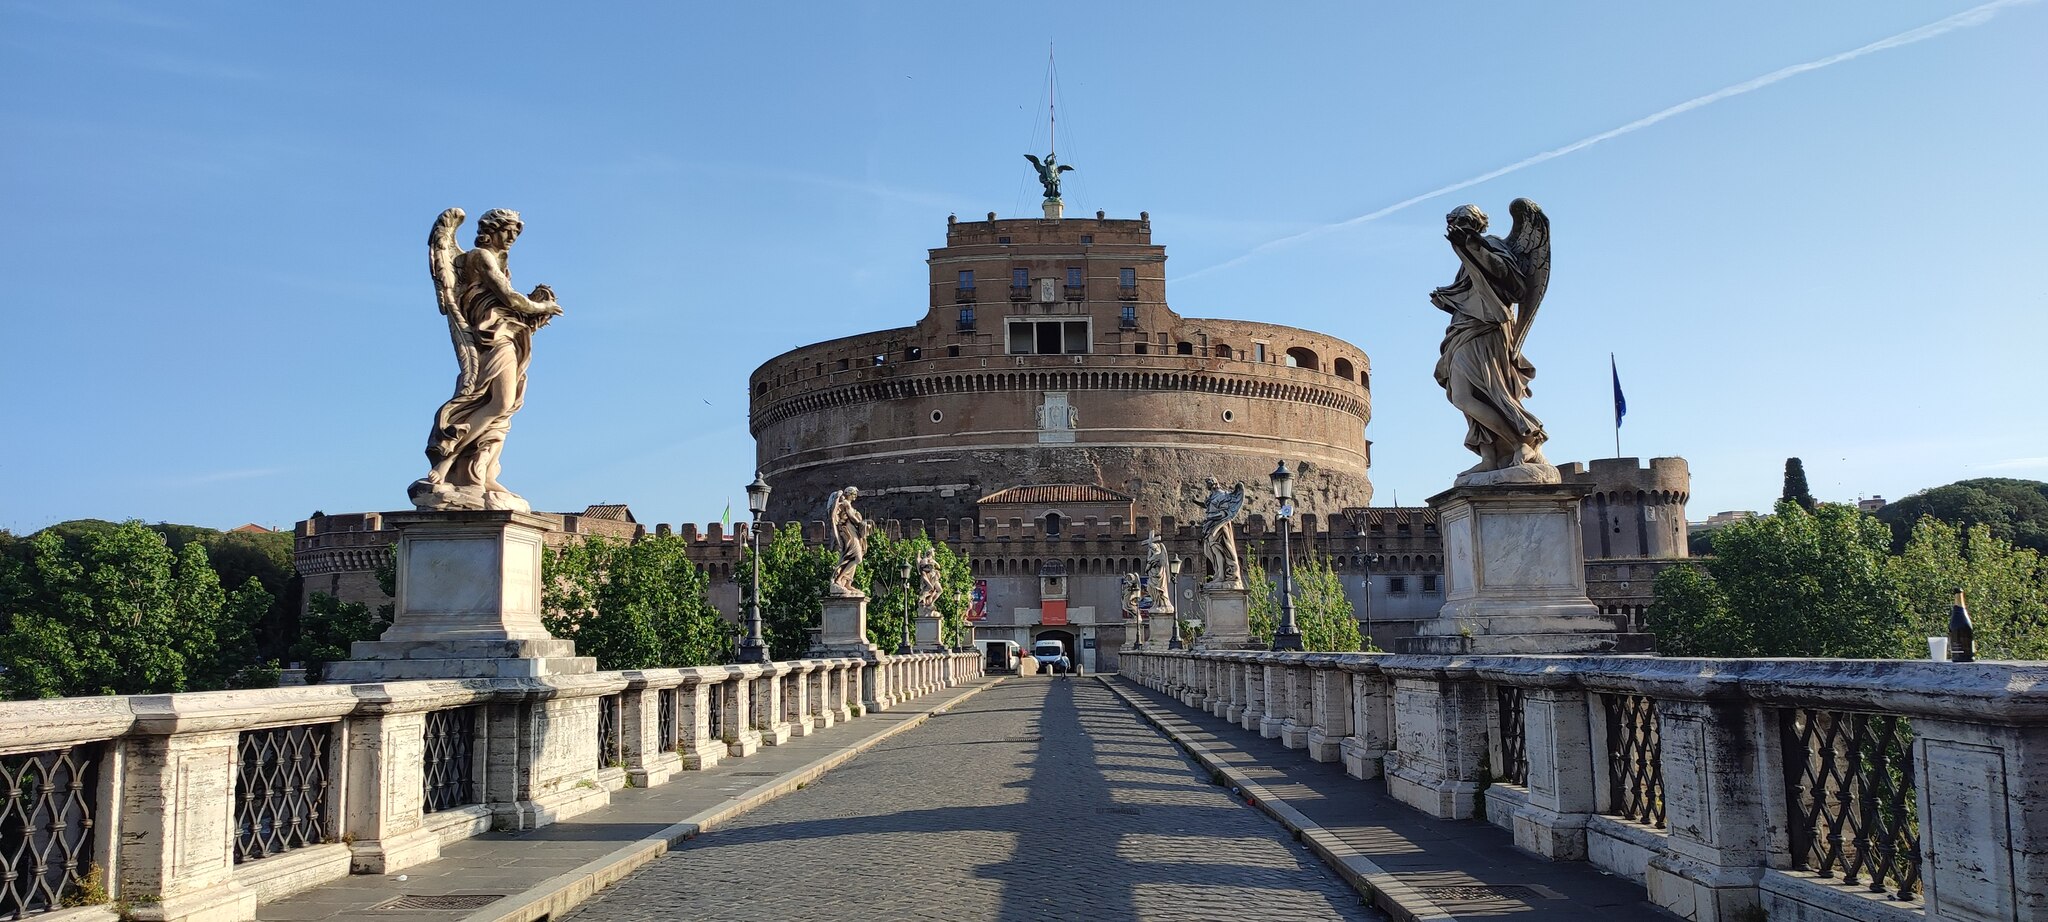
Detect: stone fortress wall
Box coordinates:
(1560, 457, 1692, 625)
(746, 212, 1375, 524)
(294, 456, 1686, 669)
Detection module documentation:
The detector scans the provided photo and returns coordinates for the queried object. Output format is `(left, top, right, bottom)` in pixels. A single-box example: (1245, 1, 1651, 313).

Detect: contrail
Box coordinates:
(1177, 0, 2036, 282)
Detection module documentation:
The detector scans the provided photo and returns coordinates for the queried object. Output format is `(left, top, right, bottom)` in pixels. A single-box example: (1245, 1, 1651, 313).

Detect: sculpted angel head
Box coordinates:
(476, 208, 524, 246)
(1447, 204, 1488, 234)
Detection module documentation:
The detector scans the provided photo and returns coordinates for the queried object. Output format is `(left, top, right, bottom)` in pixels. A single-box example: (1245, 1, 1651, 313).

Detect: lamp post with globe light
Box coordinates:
(735, 472, 773, 664)
(1270, 461, 1304, 652)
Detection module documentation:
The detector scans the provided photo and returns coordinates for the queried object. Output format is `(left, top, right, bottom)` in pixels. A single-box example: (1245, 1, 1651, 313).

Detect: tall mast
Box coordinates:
(1048, 41, 1056, 157)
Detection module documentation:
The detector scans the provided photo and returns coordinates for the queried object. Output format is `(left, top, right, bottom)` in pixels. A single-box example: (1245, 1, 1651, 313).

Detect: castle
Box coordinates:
(295, 207, 1691, 671)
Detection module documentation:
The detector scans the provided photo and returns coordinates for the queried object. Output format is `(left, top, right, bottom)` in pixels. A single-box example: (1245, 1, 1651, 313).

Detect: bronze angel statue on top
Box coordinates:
(1430, 198, 1556, 487)
(1023, 152, 1073, 201)
(409, 207, 565, 513)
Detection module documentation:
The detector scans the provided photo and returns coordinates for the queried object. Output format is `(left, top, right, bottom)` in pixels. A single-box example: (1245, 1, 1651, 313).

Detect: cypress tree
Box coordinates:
(1783, 458, 1817, 512)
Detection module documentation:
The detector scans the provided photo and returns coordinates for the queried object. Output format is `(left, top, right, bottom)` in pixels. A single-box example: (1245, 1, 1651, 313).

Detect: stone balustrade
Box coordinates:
(0, 651, 978, 922)
(1123, 649, 2048, 922)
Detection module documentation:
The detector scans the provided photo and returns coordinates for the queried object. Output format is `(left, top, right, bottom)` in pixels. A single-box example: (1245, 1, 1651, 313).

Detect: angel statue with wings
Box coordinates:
(826, 486, 872, 597)
(1196, 478, 1247, 589)
(1430, 199, 1556, 487)
(410, 207, 564, 512)
(1023, 152, 1073, 201)
(914, 546, 943, 618)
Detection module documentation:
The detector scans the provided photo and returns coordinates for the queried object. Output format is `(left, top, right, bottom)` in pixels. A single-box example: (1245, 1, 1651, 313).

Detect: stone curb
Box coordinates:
(1096, 676, 1458, 922)
(462, 677, 1006, 922)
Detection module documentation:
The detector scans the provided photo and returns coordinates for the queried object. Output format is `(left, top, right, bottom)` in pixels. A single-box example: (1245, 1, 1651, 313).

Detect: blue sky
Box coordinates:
(3, 1, 2044, 533)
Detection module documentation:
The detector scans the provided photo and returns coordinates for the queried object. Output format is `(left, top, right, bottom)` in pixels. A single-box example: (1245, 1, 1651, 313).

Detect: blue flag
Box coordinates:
(1611, 353, 1627, 428)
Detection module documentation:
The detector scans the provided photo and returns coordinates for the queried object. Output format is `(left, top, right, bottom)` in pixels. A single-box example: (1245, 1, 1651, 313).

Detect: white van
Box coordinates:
(1031, 639, 1072, 674)
(975, 639, 1022, 674)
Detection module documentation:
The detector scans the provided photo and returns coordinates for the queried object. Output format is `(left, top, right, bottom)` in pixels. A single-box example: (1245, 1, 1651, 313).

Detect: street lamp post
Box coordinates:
(1270, 461, 1303, 652)
(1165, 556, 1185, 649)
(897, 560, 914, 655)
(735, 472, 773, 664)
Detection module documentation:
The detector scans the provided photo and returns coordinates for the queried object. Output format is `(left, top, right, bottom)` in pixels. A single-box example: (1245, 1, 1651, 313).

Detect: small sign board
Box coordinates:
(1082, 638, 1096, 649)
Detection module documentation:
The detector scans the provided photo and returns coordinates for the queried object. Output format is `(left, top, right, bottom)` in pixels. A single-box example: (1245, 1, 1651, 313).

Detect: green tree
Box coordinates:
(855, 531, 920, 652)
(1782, 458, 1817, 512)
(543, 535, 735, 670)
(1649, 501, 1902, 657)
(0, 522, 188, 698)
(1290, 552, 1364, 652)
(1876, 478, 2048, 555)
(740, 523, 835, 660)
(171, 542, 228, 688)
(1891, 518, 2048, 660)
(293, 592, 390, 683)
(1240, 543, 1361, 651)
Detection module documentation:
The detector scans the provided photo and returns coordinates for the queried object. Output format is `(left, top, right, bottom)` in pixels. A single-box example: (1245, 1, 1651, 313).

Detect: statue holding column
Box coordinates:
(1196, 478, 1246, 589)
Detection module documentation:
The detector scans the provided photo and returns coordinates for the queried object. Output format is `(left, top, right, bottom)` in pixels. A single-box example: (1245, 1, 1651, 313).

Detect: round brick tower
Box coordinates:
(748, 210, 1375, 524)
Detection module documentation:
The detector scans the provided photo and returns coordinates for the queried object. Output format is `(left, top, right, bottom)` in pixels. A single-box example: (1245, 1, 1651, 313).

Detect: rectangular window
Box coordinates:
(959, 306, 976, 329)
(1008, 321, 1033, 354)
(1066, 267, 1082, 287)
(1012, 268, 1029, 288)
(1388, 576, 1407, 594)
(1064, 321, 1089, 354)
(1080, 234, 1093, 245)
(1120, 305, 1137, 327)
(1422, 574, 1438, 592)
(997, 236, 1011, 244)
(1119, 267, 1136, 288)
(1254, 343, 1268, 363)
(1036, 322, 1062, 355)
(958, 270, 974, 288)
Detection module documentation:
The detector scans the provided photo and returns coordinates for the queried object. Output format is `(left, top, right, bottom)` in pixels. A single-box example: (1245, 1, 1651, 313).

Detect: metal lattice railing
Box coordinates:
(597, 695, 622, 770)
(1, 744, 101, 920)
(422, 707, 478, 814)
(234, 724, 332, 863)
(1782, 708, 1921, 900)
(1496, 685, 1529, 787)
(1603, 693, 1665, 828)
(658, 688, 678, 752)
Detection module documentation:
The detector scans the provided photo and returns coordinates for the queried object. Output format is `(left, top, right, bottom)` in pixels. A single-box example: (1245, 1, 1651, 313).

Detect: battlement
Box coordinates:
(1559, 456, 1691, 500)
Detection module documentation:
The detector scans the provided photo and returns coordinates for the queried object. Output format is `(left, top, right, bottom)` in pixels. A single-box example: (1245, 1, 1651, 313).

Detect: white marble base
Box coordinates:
(815, 593, 881, 657)
(1194, 587, 1250, 650)
(1401, 483, 1651, 655)
(327, 510, 594, 681)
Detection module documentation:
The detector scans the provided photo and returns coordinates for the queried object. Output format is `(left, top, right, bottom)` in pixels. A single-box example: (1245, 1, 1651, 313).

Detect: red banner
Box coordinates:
(1041, 599, 1068, 626)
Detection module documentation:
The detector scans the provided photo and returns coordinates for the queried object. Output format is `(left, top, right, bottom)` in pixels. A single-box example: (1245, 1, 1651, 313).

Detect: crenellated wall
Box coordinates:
(1560, 457, 1691, 560)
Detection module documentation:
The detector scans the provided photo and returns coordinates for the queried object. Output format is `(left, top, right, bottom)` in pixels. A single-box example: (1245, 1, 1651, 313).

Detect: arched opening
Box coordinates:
(1043, 512, 1062, 537)
(1213, 343, 1233, 359)
(1176, 341, 1194, 355)
(753, 381, 768, 396)
(1333, 357, 1354, 380)
(1284, 347, 1319, 371)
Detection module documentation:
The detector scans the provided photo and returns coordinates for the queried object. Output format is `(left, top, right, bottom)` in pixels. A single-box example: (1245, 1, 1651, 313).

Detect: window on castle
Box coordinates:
(1044, 512, 1062, 537)
(958, 270, 975, 288)
(1080, 234, 1093, 245)
(1422, 574, 1439, 592)
(1066, 267, 1083, 287)
(1120, 305, 1137, 327)
(1012, 268, 1029, 288)
(1177, 341, 1193, 355)
(1009, 319, 1092, 355)
(1388, 577, 1407, 594)
(998, 236, 1011, 244)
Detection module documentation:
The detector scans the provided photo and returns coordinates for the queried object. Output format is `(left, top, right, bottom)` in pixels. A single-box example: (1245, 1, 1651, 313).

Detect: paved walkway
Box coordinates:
(565, 676, 1381, 922)
(1104, 676, 1670, 921)
(254, 678, 1002, 922)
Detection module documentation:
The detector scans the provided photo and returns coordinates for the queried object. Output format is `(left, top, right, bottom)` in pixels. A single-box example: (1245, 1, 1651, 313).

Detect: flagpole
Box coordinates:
(1610, 352, 1623, 458)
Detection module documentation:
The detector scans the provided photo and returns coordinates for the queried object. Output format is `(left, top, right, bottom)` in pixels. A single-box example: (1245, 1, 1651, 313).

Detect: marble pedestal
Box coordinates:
(1143, 609, 1177, 650)
(915, 614, 946, 652)
(1194, 586, 1252, 651)
(326, 510, 594, 682)
(1397, 484, 1652, 655)
(813, 592, 882, 658)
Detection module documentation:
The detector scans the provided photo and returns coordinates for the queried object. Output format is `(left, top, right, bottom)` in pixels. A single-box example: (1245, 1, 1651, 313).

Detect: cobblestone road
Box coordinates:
(565, 676, 1379, 921)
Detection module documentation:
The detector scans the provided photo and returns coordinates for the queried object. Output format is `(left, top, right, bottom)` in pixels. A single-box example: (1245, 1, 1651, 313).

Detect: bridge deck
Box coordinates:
(566, 676, 1375, 921)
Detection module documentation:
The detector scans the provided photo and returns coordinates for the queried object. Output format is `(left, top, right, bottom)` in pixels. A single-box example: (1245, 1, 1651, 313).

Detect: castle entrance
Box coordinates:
(1033, 629, 1077, 673)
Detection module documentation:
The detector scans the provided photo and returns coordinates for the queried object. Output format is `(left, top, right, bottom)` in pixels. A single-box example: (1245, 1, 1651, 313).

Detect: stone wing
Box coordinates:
(1506, 198, 1550, 349)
